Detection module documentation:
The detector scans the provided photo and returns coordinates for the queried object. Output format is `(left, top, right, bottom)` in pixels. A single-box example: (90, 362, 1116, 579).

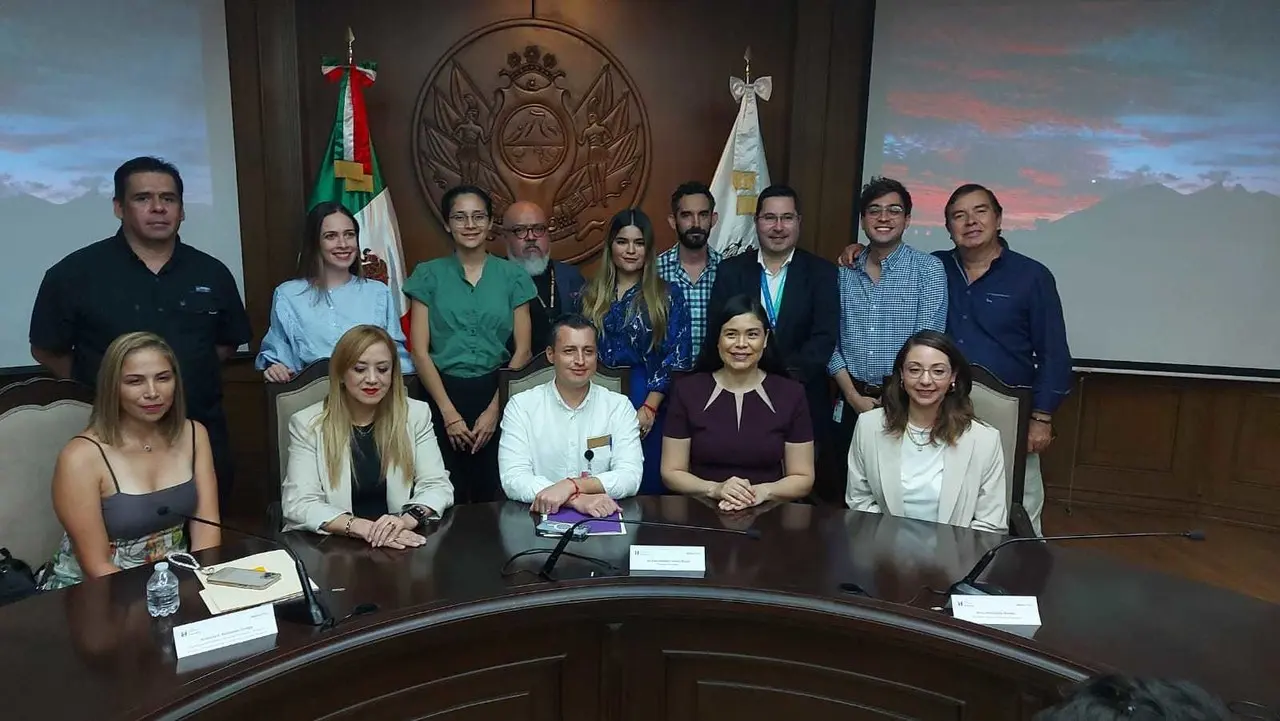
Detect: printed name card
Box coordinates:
(951, 595, 1042, 638)
(172, 603, 278, 659)
(629, 545, 706, 577)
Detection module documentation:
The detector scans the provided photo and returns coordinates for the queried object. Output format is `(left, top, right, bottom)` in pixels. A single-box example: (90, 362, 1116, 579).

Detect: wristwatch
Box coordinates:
(403, 504, 432, 525)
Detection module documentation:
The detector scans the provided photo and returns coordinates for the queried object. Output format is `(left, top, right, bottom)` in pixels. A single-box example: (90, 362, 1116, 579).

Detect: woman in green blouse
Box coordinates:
(403, 185, 536, 503)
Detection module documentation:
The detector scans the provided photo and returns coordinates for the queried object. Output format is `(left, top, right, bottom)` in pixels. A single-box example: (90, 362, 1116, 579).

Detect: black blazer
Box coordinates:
(705, 248, 840, 436)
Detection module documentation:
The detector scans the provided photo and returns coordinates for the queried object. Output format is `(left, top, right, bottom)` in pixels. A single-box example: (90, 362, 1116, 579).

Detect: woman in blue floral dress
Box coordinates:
(578, 208, 692, 494)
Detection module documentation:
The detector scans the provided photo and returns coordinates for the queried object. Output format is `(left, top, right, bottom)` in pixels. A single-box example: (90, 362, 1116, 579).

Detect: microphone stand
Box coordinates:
(159, 507, 334, 627)
(948, 530, 1205, 597)
(538, 516, 761, 581)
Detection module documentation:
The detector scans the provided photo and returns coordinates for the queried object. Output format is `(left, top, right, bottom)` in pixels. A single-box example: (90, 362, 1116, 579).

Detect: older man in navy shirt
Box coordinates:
(937, 183, 1072, 534)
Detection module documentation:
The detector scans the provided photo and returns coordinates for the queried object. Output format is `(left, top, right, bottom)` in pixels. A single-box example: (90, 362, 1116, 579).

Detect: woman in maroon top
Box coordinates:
(660, 294, 815, 511)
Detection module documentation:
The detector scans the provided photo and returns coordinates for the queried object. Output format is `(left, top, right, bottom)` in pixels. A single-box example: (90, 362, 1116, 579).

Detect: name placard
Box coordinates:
(172, 603, 278, 659)
(629, 545, 706, 577)
(951, 595, 1042, 638)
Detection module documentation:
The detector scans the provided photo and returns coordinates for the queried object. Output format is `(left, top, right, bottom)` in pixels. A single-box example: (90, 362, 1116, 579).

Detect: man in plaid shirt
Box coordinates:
(657, 181, 722, 354)
(826, 177, 947, 497)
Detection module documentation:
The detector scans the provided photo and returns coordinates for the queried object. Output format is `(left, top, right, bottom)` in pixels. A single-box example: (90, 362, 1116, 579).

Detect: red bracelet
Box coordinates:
(642, 403, 657, 414)
(570, 478, 581, 496)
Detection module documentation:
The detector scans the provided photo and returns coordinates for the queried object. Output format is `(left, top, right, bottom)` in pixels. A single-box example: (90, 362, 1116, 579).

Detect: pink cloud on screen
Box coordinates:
(887, 91, 1111, 135)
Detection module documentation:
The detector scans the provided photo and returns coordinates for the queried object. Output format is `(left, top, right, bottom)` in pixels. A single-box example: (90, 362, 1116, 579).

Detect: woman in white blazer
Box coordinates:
(846, 330, 1007, 533)
(282, 325, 454, 548)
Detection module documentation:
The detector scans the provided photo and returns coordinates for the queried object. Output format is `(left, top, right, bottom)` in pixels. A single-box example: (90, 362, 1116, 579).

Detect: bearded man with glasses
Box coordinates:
(499, 200, 585, 357)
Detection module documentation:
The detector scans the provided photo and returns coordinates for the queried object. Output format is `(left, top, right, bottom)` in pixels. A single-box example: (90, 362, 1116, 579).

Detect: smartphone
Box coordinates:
(534, 520, 589, 541)
(206, 567, 283, 591)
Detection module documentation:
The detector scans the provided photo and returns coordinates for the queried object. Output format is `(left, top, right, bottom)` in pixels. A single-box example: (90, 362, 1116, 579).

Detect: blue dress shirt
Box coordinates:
(828, 243, 948, 385)
(935, 241, 1072, 414)
(255, 277, 414, 373)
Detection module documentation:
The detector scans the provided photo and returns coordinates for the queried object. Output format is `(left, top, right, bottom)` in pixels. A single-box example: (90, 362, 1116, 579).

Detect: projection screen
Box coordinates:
(0, 0, 243, 368)
(861, 0, 1280, 378)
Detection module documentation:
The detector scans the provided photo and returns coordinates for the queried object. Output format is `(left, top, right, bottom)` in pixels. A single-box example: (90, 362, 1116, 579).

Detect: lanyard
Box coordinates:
(760, 265, 788, 326)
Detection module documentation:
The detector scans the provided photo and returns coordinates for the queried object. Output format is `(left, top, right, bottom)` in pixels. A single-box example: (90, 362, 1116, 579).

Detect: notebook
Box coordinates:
(541, 508, 627, 536)
(193, 549, 321, 615)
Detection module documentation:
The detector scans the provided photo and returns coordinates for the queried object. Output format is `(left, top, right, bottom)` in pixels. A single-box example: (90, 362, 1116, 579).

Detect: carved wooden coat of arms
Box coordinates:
(412, 20, 651, 262)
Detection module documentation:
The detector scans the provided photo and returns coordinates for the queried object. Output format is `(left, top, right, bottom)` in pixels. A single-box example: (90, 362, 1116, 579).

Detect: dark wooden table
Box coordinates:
(3, 497, 1277, 720)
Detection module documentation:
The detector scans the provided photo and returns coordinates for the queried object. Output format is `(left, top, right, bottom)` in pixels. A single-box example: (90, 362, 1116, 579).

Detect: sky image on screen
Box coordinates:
(862, 0, 1280, 374)
(0, 0, 242, 368)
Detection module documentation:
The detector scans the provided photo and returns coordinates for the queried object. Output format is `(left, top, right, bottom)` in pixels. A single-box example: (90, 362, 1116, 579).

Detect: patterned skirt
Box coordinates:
(38, 525, 188, 591)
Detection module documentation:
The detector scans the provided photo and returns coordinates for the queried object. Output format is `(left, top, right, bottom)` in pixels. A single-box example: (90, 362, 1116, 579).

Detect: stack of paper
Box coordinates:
(194, 550, 319, 615)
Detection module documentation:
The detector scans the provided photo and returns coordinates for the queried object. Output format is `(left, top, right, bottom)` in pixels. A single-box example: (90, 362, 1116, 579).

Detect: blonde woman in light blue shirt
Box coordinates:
(257, 202, 413, 382)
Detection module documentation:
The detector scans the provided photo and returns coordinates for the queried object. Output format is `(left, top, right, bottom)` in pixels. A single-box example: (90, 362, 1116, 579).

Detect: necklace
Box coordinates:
(905, 424, 933, 451)
(537, 264, 557, 310)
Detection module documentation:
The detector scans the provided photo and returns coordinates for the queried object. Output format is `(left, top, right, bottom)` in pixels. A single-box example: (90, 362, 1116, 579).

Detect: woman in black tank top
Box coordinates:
(41, 332, 222, 591)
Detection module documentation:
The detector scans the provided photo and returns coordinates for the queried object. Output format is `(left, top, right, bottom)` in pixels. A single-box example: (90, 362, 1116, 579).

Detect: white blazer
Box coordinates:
(845, 408, 1007, 534)
(282, 397, 454, 533)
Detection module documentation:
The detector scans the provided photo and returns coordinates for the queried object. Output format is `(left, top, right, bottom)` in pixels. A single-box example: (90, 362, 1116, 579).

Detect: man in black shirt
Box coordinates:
(29, 156, 252, 506)
(499, 200, 584, 357)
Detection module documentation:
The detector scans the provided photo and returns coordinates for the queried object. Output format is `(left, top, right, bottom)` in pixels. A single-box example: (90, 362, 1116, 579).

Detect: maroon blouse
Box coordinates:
(664, 371, 813, 485)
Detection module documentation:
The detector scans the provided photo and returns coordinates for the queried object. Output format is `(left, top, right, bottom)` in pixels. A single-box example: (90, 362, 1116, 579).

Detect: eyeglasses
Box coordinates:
(864, 204, 905, 218)
(758, 213, 798, 225)
(449, 212, 490, 227)
(505, 224, 548, 239)
(903, 365, 952, 380)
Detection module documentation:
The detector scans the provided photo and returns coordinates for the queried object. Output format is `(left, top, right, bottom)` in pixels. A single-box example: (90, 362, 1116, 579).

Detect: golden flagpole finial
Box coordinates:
(346, 27, 355, 66)
(744, 46, 752, 84)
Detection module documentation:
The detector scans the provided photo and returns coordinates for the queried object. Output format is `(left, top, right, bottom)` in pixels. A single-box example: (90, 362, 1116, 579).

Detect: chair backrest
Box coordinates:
(0, 378, 94, 566)
(968, 364, 1032, 529)
(265, 361, 426, 502)
(498, 356, 629, 409)
(266, 361, 332, 500)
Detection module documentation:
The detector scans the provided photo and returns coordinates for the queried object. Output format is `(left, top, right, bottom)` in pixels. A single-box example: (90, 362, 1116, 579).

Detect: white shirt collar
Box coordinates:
(757, 247, 796, 274)
(548, 378, 593, 412)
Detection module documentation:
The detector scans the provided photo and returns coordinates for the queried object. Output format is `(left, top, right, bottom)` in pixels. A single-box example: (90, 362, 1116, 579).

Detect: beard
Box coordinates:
(678, 226, 708, 249)
(515, 253, 551, 277)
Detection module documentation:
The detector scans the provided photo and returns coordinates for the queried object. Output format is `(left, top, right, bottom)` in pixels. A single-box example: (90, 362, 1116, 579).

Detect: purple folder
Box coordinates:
(544, 508, 626, 535)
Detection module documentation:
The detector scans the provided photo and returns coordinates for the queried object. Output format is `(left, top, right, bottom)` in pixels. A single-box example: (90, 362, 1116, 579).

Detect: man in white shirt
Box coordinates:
(498, 314, 644, 517)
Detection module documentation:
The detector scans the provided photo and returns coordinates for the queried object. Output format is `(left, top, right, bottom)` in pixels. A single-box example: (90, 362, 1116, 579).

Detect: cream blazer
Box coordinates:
(845, 408, 1007, 534)
(282, 398, 454, 533)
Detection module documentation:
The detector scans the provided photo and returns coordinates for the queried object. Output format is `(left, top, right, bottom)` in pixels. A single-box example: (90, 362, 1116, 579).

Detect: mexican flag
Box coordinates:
(310, 58, 410, 336)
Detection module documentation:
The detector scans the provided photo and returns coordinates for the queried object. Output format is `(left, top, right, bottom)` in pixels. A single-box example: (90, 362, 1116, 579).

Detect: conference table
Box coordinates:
(4, 497, 1278, 721)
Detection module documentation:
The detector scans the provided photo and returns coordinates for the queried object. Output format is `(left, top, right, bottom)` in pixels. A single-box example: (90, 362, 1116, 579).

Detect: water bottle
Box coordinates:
(146, 561, 181, 618)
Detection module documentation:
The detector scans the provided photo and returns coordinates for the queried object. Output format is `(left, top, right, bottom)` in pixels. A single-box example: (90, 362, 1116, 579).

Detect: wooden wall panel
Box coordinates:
(1043, 374, 1280, 530)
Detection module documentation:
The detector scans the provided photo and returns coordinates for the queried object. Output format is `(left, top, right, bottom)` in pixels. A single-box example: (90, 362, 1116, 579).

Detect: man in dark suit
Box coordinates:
(706, 185, 839, 447)
(501, 200, 585, 356)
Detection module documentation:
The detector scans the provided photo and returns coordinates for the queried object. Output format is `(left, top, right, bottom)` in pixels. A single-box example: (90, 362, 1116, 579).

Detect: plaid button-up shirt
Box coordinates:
(828, 243, 948, 385)
(657, 245, 722, 353)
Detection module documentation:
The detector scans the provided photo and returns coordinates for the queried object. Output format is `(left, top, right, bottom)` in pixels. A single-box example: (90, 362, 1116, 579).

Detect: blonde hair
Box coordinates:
(316, 325, 415, 489)
(580, 208, 670, 350)
(90, 332, 187, 447)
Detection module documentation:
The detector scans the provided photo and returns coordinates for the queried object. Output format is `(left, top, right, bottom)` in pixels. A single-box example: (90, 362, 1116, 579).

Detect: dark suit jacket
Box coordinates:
(552, 260, 585, 309)
(508, 260, 587, 357)
(705, 248, 840, 439)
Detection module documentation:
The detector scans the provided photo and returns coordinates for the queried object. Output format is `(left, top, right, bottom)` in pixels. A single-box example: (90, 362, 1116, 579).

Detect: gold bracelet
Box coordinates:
(343, 515, 355, 536)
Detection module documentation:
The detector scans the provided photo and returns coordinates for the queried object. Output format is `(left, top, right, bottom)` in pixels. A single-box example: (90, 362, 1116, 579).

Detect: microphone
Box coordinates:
(538, 516, 761, 581)
(949, 529, 1206, 597)
(158, 506, 334, 627)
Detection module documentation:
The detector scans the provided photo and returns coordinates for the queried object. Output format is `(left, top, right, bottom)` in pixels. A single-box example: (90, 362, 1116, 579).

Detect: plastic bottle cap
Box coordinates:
(155, 562, 169, 572)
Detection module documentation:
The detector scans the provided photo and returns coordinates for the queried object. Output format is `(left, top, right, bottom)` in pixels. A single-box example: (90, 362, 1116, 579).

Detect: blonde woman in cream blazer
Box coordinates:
(282, 326, 453, 548)
(845, 331, 1008, 534)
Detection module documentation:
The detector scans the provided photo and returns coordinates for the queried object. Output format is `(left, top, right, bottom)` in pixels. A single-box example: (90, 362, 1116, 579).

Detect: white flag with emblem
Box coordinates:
(707, 74, 773, 257)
